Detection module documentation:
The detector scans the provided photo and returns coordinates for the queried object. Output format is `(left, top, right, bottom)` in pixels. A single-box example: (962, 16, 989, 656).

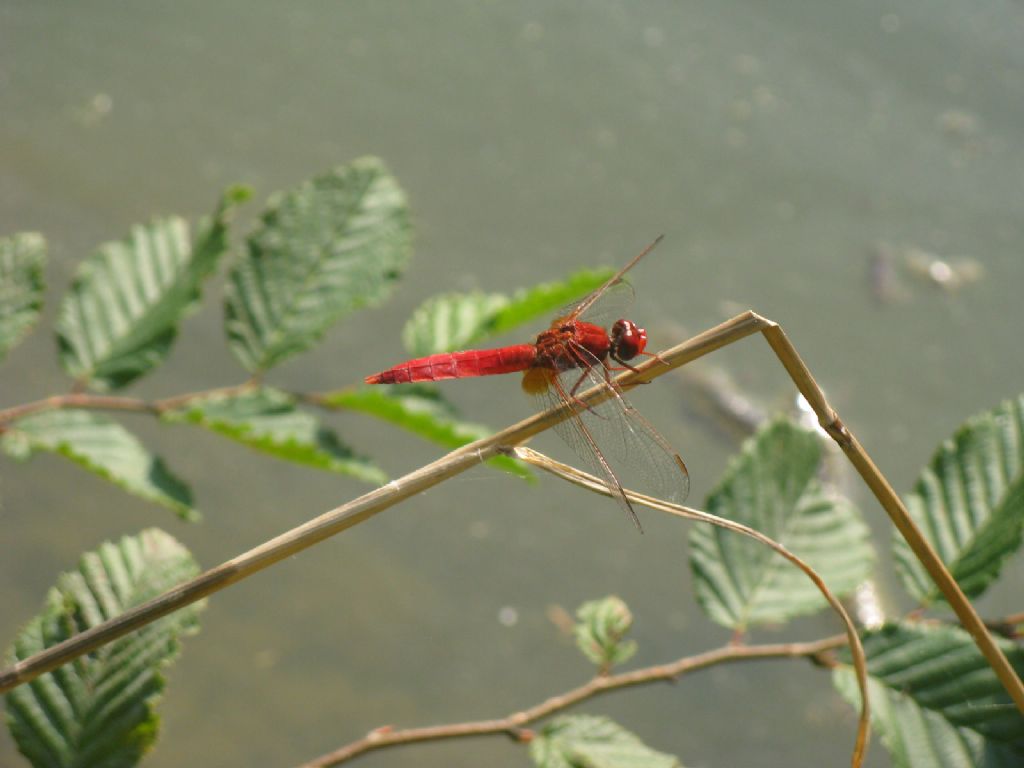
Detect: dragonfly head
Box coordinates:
(610, 319, 647, 361)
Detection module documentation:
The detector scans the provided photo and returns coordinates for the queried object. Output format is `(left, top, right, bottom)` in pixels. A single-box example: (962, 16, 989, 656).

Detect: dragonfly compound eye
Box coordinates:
(610, 319, 647, 360)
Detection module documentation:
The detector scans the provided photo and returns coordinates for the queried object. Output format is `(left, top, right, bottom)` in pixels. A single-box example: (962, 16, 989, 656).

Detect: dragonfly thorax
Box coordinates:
(533, 320, 611, 370)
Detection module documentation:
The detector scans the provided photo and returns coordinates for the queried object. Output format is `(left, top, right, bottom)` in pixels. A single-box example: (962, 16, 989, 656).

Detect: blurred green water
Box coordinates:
(2, 2, 1023, 766)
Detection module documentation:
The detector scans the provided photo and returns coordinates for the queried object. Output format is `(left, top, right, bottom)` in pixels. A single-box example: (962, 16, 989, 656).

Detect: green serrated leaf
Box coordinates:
(162, 387, 385, 485)
(894, 395, 1024, 606)
(401, 291, 509, 357)
(689, 417, 874, 631)
(573, 596, 637, 671)
(1, 410, 197, 520)
(5, 528, 204, 768)
(0, 232, 46, 361)
(56, 190, 242, 390)
(324, 385, 531, 479)
(489, 267, 614, 336)
(529, 715, 682, 768)
(833, 623, 1024, 767)
(225, 157, 411, 372)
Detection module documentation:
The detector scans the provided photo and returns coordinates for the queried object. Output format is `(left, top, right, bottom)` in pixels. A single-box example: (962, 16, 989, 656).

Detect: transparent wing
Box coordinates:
(530, 347, 689, 530)
(556, 279, 635, 328)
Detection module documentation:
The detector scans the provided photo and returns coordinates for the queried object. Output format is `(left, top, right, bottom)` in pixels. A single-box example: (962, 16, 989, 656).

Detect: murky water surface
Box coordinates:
(2, 2, 1023, 765)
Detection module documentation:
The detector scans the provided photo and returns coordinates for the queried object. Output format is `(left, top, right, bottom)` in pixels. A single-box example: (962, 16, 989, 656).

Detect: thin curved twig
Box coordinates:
(0, 382, 259, 430)
(297, 634, 848, 768)
(512, 446, 870, 768)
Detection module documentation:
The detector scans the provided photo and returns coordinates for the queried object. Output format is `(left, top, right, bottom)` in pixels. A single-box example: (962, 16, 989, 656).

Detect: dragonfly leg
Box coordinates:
(607, 356, 652, 383)
(609, 361, 643, 373)
(644, 350, 672, 367)
(562, 367, 613, 420)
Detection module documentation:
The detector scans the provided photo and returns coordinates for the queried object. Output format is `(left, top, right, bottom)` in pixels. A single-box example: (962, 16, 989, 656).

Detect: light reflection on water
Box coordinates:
(2, 2, 1023, 766)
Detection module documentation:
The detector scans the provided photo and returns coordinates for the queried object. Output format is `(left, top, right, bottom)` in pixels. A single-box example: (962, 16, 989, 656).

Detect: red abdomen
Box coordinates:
(366, 345, 538, 384)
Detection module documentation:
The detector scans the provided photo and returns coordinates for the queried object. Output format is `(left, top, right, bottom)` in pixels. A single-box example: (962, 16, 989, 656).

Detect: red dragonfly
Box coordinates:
(365, 237, 689, 531)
